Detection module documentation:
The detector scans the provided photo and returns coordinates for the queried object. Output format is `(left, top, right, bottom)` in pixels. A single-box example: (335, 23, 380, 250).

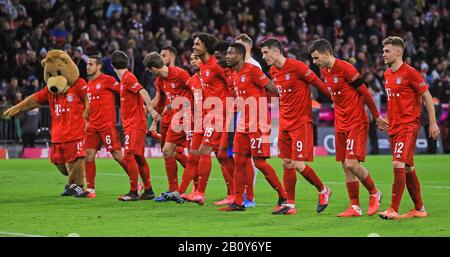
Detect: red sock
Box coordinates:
(283, 168, 296, 204)
(406, 170, 423, 211)
(300, 165, 325, 192)
(244, 158, 255, 201)
(233, 154, 247, 206)
(391, 168, 406, 212)
(85, 160, 96, 189)
(118, 159, 128, 175)
(361, 174, 377, 195)
(197, 155, 212, 193)
(218, 156, 234, 196)
(125, 154, 139, 192)
(346, 181, 360, 206)
(253, 159, 287, 199)
(175, 152, 188, 168)
(178, 154, 199, 194)
(136, 155, 152, 190)
(164, 157, 179, 192)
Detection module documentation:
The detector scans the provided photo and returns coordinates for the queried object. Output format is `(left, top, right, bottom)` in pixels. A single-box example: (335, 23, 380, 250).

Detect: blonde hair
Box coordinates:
(382, 36, 405, 50)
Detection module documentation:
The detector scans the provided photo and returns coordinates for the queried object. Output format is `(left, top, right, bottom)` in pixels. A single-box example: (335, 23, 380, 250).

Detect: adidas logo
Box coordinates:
(298, 154, 303, 158)
(205, 139, 210, 142)
(396, 154, 401, 158)
(257, 149, 262, 154)
(349, 151, 354, 155)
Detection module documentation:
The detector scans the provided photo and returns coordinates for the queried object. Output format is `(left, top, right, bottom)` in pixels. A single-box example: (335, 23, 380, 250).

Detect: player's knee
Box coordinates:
(344, 160, 358, 171)
(282, 159, 294, 169)
(85, 149, 96, 162)
(252, 158, 266, 170)
(233, 154, 246, 167)
(393, 161, 405, 169)
(405, 165, 415, 173)
(111, 150, 123, 162)
(294, 161, 306, 172)
(162, 147, 174, 158)
(187, 153, 199, 166)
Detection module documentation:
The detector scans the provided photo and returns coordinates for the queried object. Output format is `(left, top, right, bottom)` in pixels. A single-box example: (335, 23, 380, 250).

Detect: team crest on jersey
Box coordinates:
(285, 73, 290, 80)
(171, 83, 176, 88)
(396, 77, 403, 84)
(333, 77, 339, 83)
(205, 70, 210, 77)
(67, 94, 74, 102)
(241, 75, 246, 82)
(96, 84, 101, 90)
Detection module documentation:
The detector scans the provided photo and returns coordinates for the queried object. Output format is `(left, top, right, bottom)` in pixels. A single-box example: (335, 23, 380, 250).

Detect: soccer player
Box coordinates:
(233, 34, 263, 208)
(83, 55, 131, 198)
(161, 46, 177, 67)
(142, 52, 192, 202)
(189, 32, 235, 205)
(3, 50, 88, 197)
(309, 39, 387, 217)
(111, 50, 160, 201)
(212, 40, 237, 205)
(219, 42, 288, 212)
(174, 53, 203, 201)
(378, 36, 440, 219)
(259, 38, 332, 215)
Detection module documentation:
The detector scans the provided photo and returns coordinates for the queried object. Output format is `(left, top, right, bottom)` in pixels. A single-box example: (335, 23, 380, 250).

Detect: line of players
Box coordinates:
(83, 34, 439, 219)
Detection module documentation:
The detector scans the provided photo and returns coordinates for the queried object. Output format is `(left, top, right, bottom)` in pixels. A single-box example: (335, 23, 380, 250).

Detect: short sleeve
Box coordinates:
(252, 67, 270, 88)
(296, 61, 317, 83)
(34, 87, 49, 104)
(342, 62, 361, 83)
(124, 74, 143, 95)
(177, 69, 190, 87)
(409, 68, 429, 95)
(107, 76, 120, 93)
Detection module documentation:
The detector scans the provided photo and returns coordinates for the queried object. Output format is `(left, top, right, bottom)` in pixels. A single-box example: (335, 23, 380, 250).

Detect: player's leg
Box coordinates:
(397, 124, 426, 218)
(55, 163, 72, 196)
(178, 133, 202, 199)
(118, 130, 140, 201)
(66, 157, 87, 198)
(135, 154, 155, 200)
(218, 152, 246, 211)
(84, 129, 101, 193)
(162, 142, 179, 192)
(214, 130, 235, 205)
(335, 132, 362, 217)
(400, 165, 427, 218)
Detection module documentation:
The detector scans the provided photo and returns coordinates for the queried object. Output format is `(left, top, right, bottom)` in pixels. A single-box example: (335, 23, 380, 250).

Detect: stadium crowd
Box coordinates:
(0, 0, 449, 150)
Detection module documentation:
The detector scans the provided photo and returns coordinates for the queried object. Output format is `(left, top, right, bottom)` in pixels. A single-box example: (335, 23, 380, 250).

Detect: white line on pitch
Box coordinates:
(0, 231, 47, 237)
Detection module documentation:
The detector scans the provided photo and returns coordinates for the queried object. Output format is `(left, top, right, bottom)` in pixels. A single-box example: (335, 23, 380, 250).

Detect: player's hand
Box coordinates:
(375, 116, 388, 132)
(150, 108, 161, 121)
(429, 122, 440, 140)
(3, 106, 20, 118)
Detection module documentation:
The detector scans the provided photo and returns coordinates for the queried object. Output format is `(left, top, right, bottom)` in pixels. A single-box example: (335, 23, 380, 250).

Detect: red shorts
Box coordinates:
(389, 122, 419, 166)
(233, 131, 270, 158)
(124, 129, 146, 156)
(51, 139, 85, 164)
(165, 126, 191, 149)
(335, 123, 369, 162)
(85, 126, 122, 151)
(278, 123, 314, 161)
(190, 132, 203, 151)
(201, 126, 222, 151)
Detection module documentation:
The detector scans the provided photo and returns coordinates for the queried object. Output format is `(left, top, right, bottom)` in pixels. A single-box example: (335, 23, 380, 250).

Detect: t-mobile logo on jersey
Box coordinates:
(54, 104, 62, 116)
(385, 88, 400, 100)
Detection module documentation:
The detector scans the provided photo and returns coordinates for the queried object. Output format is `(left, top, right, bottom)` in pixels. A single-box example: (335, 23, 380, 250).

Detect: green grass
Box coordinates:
(0, 155, 449, 237)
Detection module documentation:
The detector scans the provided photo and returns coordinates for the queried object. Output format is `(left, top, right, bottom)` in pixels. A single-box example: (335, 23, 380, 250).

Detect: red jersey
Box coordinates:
(86, 73, 119, 130)
(232, 63, 270, 133)
(384, 63, 428, 136)
(320, 59, 368, 132)
(119, 70, 146, 132)
(34, 78, 87, 143)
(199, 55, 227, 114)
(155, 66, 192, 126)
(155, 82, 173, 127)
(270, 58, 318, 130)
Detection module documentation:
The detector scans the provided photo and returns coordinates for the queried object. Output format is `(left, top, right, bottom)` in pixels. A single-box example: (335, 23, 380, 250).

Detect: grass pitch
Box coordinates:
(0, 155, 449, 237)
